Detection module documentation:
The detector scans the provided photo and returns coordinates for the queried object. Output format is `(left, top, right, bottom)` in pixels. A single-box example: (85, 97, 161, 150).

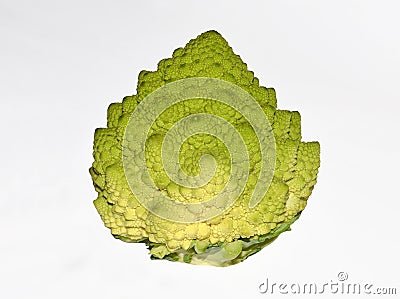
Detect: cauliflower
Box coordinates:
(89, 30, 320, 267)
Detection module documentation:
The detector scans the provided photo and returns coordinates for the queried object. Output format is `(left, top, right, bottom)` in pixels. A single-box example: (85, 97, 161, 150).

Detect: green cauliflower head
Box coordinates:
(89, 30, 320, 267)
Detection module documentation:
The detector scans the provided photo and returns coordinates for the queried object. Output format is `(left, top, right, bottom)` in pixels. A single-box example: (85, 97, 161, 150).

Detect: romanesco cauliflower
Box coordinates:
(90, 30, 320, 267)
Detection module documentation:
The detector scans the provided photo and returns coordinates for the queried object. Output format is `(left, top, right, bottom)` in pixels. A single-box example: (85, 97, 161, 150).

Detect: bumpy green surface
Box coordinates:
(90, 30, 320, 267)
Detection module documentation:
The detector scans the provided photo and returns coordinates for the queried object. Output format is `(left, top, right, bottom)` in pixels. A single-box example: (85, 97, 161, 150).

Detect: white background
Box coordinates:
(1, 1, 399, 298)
